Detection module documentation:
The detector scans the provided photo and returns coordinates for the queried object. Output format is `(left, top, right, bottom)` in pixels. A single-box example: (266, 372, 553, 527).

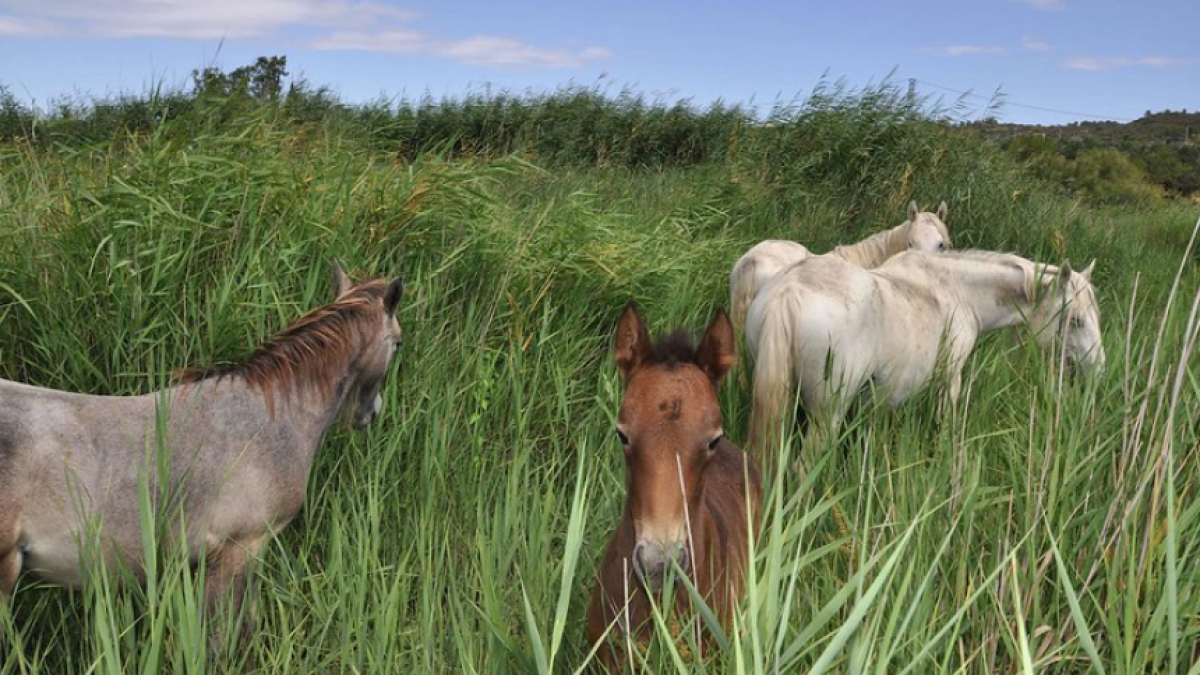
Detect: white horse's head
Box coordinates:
(1031, 260, 1105, 376)
(905, 200, 951, 253)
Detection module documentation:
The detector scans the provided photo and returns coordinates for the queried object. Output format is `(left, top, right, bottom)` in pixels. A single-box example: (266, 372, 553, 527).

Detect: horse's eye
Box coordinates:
(615, 428, 629, 446)
(937, 242, 946, 252)
(707, 434, 723, 452)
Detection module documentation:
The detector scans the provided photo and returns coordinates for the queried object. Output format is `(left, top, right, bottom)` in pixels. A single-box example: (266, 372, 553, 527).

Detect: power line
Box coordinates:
(913, 78, 1135, 123)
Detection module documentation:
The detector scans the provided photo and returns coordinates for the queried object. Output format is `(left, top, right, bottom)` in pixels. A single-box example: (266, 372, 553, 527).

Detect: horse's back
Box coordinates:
(730, 240, 812, 331)
(0, 377, 294, 586)
(748, 255, 880, 351)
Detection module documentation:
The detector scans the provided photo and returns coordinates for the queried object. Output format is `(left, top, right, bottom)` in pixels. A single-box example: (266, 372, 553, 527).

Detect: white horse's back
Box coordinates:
(745, 250, 1104, 460)
(730, 201, 951, 337)
(729, 240, 812, 334)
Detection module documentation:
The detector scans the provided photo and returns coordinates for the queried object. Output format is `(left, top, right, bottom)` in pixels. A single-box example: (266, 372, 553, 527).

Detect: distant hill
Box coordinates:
(967, 110, 1199, 145)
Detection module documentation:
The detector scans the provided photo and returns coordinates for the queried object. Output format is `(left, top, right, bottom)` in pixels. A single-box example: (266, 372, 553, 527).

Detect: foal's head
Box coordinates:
(1030, 260, 1105, 376)
(612, 302, 736, 589)
(329, 259, 405, 428)
(905, 200, 951, 253)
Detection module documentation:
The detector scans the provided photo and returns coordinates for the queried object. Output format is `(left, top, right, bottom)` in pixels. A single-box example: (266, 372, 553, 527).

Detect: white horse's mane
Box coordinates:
(834, 216, 951, 268)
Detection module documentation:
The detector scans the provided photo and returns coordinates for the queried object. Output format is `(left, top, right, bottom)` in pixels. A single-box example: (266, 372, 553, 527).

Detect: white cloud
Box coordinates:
(313, 31, 611, 68)
(1, 0, 414, 39)
(922, 45, 1005, 57)
(0, 0, 610, 68)
(1021, 36, 1051, 52)
(1065, 55, 1199, 71)
(1003, 0, 1066, 10)
(0, 12, 63, 36)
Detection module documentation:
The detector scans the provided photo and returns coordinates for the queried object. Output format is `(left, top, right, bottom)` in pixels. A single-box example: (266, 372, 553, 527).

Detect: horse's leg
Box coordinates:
(0, 521, 20, 652)
(204, 534, 266, 659)
(0, 537, 18, 599)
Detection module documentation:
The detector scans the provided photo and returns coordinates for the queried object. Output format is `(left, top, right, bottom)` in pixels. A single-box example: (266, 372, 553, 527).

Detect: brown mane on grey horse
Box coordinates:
(178, 277, 402, 412)
(0, 259, 403, 657)
(587, 301, 761, 670)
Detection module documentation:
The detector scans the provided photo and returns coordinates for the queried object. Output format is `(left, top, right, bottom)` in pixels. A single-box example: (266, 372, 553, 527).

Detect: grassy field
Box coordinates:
(1, 96, 1199, 673)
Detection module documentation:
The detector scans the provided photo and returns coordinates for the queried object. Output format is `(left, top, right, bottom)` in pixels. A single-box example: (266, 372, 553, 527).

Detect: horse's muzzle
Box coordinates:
(633, 540, 691, 590)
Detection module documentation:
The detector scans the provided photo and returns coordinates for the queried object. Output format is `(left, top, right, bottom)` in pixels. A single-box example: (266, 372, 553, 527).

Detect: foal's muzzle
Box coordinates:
(633, 540, 691, 590)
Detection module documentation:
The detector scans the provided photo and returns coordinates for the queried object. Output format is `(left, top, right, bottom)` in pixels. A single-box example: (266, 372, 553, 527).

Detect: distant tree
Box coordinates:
(192, 56, 289, 102)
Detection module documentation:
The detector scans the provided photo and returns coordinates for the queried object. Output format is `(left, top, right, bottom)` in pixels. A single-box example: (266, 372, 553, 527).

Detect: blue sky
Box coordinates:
(0, 0, 1196, 125)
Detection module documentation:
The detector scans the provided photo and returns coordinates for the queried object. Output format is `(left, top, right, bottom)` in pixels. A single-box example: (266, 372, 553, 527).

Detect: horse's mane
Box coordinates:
(834, 221, 912, 267)
(646, 331, 703, 369)
(834, 213, 951, 268)
(896, 249, 1069, 303)
(178, 280, 389, 406)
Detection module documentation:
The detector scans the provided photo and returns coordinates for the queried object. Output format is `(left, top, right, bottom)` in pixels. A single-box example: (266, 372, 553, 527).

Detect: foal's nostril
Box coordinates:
(677, 546, 692, 574)
(632, 542, 652, 579)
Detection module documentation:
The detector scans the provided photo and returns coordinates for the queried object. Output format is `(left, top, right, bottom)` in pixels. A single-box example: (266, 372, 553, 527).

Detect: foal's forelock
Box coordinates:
(178, 281, 392, 411)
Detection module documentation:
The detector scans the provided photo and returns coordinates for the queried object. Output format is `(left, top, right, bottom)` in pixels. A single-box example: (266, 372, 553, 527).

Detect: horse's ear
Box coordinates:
(698, 307, 737, 385)
(1080, 260, 1095, 280)
(384, 277, 404, 316)
(614, 302, 652, 381)
(330, 258, 352, 298)
(907, 200, 918, 222)
(1059, 260, 1074, 284)
(937, 200, 948, 222)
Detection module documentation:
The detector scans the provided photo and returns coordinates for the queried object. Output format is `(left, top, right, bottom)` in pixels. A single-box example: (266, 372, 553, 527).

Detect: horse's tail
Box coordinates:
(729, 254, 759, 337)
(747, 290, 799, 467)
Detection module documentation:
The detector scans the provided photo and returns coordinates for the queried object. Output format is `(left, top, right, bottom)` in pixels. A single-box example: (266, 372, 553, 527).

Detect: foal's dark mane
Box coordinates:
(646, 330, 702, 369)
(178, 280, 389, 404)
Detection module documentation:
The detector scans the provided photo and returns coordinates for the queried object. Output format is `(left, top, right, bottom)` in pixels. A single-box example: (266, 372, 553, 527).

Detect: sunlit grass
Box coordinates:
(0, 101, 1197, 673)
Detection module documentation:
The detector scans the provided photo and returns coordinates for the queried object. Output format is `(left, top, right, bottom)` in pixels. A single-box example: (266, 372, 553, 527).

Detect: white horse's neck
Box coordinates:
(833, 222, 909, 267)
(925, 254, 1043, 332)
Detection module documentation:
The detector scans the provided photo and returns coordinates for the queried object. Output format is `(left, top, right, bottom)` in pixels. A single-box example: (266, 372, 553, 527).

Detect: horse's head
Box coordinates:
(612, 302, 736, 590)
(330, 259, 405, 429)
(906, 200, 951, 253)
(1032, 260, 1105, 376)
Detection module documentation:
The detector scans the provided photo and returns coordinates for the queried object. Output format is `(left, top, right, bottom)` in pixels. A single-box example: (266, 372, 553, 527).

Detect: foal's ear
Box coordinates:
(907, 200, 919, 222)
(330, 258, 352, 298)
(936, 200, 948, 222)
(614, 301, 652, 381)
(384, 277, 405, 316)
(698, 308, 737, 385)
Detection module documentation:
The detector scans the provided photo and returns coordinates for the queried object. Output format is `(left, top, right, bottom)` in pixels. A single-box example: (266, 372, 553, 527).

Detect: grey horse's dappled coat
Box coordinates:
(0, 261, 404, 650)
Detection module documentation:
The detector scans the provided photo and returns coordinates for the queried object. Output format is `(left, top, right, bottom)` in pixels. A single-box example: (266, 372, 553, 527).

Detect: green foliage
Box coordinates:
(2, 67, 1199, 673)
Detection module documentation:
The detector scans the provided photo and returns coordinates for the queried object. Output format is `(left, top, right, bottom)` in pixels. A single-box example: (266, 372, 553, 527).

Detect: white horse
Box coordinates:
(745, 250, 1105, 457)
(729, 200, 950, 334)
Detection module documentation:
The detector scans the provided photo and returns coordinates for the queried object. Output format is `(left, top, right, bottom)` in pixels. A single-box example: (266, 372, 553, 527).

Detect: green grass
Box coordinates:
(1, 99, 1198, 674)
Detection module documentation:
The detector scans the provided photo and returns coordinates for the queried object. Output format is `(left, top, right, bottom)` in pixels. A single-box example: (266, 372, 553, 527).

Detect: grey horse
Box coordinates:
(0, 260, 404, 651)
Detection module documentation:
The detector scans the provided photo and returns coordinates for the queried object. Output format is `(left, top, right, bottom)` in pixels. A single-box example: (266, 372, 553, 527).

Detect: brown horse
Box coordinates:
(587, 302, 761, 670)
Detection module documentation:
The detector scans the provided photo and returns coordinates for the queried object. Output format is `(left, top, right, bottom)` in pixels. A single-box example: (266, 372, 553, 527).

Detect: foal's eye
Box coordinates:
(707, 434, 723, 452)
(615, 428, 629, 446)
(937, 242, 946, 252)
